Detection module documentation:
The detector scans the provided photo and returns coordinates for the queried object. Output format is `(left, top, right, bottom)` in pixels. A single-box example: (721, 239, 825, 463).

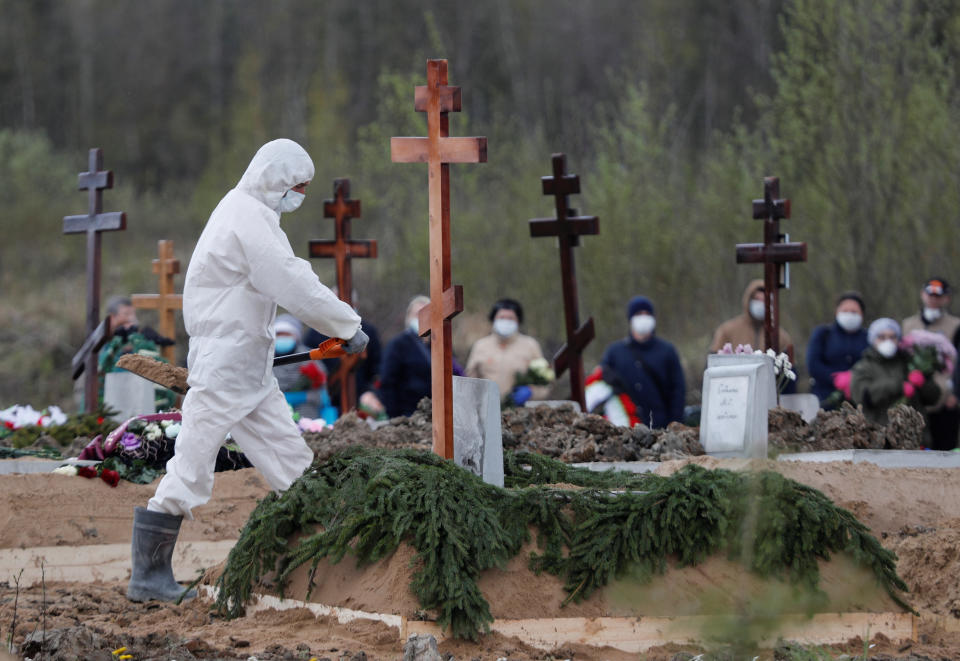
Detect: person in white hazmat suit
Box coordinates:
(126, 139, 369, 603)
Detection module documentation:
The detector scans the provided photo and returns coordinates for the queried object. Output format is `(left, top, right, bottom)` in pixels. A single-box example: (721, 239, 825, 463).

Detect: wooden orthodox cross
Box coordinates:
(132, 240, 183, 364)
(529, 153, 598, 411)
(735, 176, 807, 352)
(63, 148, 127, 412)
(391, 59, 487, 459)
(308, 178, 377, 413)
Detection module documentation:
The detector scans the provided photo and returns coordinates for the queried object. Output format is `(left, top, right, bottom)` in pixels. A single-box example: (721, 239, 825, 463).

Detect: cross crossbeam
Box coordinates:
(529, 153, 598, 411)
(390, 59, 487, 458)
(308, 178, 377, 413)
(735, 176, 807, 353)
(63, 148, 127, 412)
(132, 240, 183, 364)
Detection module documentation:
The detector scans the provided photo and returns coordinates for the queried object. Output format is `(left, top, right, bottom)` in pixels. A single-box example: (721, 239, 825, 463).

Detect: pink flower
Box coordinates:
(719, 343, 734, 355)
(903, 382, 917, 399)
(907, 370, 926, 387)
(832, 371, 852, 400)
(902, 329, 957, 374)
(735, 344, 754, 355)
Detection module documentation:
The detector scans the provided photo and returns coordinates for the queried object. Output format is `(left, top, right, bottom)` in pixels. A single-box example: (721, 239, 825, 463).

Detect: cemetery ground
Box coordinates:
(5, 406, 960, 659)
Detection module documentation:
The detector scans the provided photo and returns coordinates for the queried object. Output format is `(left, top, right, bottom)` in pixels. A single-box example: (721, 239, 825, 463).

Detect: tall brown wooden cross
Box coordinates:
(735, 176, 807, 353)
(63, 148, 127, 412)
(391, 59, 487, 459)
(132, 240, 183, 364)
(529, 153, 599, 411)
(308, 178, 377, 413)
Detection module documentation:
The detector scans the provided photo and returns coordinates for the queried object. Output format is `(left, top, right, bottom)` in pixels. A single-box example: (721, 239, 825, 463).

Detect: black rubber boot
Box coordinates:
(126, 507, 198, 603)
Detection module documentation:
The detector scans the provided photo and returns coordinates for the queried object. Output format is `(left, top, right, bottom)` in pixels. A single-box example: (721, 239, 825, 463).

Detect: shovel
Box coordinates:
(115, 337, 347, 395)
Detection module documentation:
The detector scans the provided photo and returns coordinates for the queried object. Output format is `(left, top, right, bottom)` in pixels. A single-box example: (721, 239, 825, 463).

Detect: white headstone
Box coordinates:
(452, 376, 504, 487)
(103, 371, 157, 421)
(700, 354, 776, 458)
(778, 393, 820, 423)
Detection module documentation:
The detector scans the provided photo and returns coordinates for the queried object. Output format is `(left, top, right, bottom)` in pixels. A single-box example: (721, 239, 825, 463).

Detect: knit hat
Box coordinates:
(867, 317, 901, 345)
(627, 295, 655, 318)
(923, 278, 951, 296)
(835, 290, 865, 314)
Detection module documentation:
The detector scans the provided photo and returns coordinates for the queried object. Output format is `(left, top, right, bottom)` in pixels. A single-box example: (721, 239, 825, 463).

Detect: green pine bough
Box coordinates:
(213, 448, 910, 640)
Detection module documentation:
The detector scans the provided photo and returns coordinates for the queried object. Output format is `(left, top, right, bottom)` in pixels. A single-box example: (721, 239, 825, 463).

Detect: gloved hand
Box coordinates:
(512, 385, 533, 407)
(344, 328, 369, 355)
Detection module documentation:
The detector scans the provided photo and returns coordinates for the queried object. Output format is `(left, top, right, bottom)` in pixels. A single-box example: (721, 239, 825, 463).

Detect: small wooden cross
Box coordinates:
(132, 240, 183, 364)
(391, 59, 487, 459)
(309, 178, 377, 413)
(735, 176, 807, 352)
(63, 148, 127, 412)
(529, 153, 599, 411)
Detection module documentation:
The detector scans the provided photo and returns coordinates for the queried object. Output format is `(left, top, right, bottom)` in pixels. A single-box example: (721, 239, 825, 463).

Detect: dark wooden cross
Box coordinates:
(63, 148, 127, 412)
(391, 59, 487, 459)
(529, 153, 599, 411)
(132, 240, 183, 364)
(735, 176, 807, 353)
(308, 178, 377, 413)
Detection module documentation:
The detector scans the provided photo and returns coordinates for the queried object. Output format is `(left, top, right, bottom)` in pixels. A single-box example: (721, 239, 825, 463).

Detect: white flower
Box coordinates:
(786, 369, 797, 381)
(164, 423, 181, 440)
(767, 348, 777, 359)
(53, 465, 78, 476)
(160, 419, 173, 428)
(144, 423, 162, 441)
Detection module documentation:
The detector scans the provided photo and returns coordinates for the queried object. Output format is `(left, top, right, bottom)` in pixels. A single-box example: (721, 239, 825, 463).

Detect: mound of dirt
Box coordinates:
(303, 398, 704, 464)
(769, 402, 925, 453)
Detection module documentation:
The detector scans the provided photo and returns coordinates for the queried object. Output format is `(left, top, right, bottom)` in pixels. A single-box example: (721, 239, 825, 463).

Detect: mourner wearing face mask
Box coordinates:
(850, 318, 940, 425)
(902, 278, 960, 449)
(465, 299, 546, 405)
(806, 291, 870, 406)
(594, 296, 686, 429)
(709, 279, 797, 362)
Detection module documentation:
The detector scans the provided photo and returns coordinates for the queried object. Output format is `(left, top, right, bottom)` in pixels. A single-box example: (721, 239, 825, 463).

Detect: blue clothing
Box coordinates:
(806, 322, 869, 402)
(600, 336, 685, 428)
(379, 329, 434, 418)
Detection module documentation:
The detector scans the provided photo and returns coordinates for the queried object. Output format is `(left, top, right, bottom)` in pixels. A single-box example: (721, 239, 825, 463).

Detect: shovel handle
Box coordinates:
(273, 338, 347, 366)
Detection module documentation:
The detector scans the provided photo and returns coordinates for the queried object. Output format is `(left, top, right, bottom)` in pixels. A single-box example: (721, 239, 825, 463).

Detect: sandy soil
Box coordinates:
(4, 455, 960, 659)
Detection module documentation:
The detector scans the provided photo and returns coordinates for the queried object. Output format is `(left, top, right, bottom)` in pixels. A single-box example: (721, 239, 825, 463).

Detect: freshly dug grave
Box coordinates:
(8, 455, 960, 659)
(213, 448, 908, 641)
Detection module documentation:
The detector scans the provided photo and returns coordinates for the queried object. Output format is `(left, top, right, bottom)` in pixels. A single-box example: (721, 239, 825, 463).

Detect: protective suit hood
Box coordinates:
(236, 139, 315, 213)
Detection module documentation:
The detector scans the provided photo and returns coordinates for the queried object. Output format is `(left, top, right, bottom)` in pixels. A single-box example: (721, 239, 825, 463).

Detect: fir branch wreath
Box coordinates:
(214, 447, 909, 640)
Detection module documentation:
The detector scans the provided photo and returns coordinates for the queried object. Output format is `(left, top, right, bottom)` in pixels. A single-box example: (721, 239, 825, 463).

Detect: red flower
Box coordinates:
(100, 469, 121, 488)
(3, 421, 13, 429)
(76, 466, 98, 479)
(299, 362, 326, 388)
(97, 417, 105, 425)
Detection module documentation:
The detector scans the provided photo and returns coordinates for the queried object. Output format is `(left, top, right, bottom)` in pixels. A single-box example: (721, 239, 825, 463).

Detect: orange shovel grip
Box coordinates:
(308, 338, 347, 360)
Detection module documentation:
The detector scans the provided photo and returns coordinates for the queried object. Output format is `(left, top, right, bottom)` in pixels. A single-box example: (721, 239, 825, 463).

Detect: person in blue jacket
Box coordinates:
(599, 296, 686, 428)
(806, 291, 870, 406)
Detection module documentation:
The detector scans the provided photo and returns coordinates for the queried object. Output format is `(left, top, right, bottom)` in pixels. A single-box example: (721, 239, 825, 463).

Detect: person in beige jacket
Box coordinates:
(710, 279, 796, 362)
(466, 299, 546, 404)
(902, 277, 960, 449)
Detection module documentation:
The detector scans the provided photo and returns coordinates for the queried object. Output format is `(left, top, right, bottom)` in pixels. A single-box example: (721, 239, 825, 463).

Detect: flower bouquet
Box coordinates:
(514, 358, 556, 387)
(899, 329, 957, 401)
(717, 344, 796, 394)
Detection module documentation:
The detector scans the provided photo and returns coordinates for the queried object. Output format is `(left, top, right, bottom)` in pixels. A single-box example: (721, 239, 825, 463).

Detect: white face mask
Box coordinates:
(493, 318, 519, 338)
(278, 190, 305, 213)
(923, 306, 943, 323)
(749, 299, 766, 321)
(836, 312, 863, 332)
(630, 314, 656, 337)
(876, 339, 898, 358)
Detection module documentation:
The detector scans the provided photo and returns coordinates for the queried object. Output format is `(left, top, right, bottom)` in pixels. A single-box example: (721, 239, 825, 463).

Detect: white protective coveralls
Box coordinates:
(148, 139, 361, 518)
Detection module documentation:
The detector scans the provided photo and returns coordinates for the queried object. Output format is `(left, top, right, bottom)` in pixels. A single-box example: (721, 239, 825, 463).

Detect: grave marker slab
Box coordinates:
(452, 376, 504, 487)
(700, 354, 776, 458)
(103, 371, 156, 421)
